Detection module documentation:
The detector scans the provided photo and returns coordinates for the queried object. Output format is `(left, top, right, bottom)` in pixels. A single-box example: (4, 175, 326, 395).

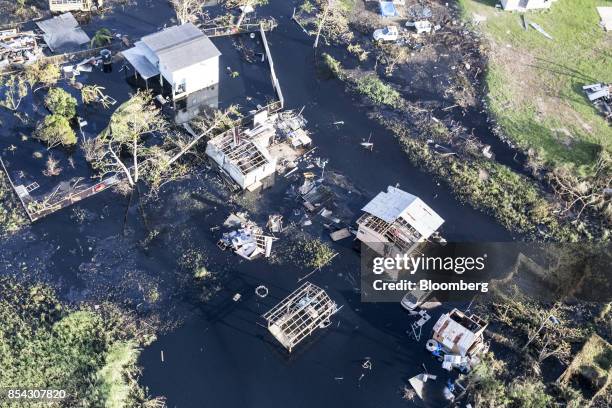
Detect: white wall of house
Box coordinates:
(501, 0, 557, 11)
(163, 56, 220, 96)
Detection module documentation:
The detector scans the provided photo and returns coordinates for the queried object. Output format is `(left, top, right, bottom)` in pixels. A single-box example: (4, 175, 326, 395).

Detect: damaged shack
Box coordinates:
(356, 186, 444, 258)
(36, 13, 91, 53)
(218, 213, 276, 260)
(206, 110, 311, 191)
(262, 282, 338, 352)
(428, 308, 488, 371)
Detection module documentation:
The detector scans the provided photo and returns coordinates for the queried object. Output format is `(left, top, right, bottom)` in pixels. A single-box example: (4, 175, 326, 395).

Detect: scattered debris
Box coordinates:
(529, 22, 553, 40)
(262, 282, 339, 352)
(0, 29, 41, 68)
(255, 285, 269, 298)
(427, 308, 488, 372)
(232, 293, 242, 302)
(218, 214, 277, 260)
(329, 228, 351, 241)
(408, 373, 437, 400)
(266, 214, 283, 233)
(597, 6, 612, 31)
(583, 83, 611, 121)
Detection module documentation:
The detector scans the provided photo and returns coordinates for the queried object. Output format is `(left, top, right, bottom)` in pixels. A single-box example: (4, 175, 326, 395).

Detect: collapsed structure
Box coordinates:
(583, 83, 611, 121)
(206, 110, 311, 191)
(262, 282, 338, 352)
(218, 213, 276, 260)
(122, 23, 221, 102)
(427, 308, 488, 372)
(356, 186, 444, 258)
(36, 13, 91, 53)
(0, 29, 41, 68)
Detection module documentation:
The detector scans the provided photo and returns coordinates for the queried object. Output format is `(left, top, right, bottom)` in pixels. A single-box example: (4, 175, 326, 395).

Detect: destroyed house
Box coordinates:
(49, 0, 102, 13)
(205, 126, 277, 191)
(432, 308, 487, 357)
(501, 0, 558, 11)
(0, 29, 40, 68)
(263, 282, 338, 352)
(123, 23, 221, 100)
(356, 186, 444, 257)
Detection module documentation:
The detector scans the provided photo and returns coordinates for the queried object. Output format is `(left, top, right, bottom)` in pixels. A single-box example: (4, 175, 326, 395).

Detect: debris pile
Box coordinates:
(583, 83, 611, 122)
(426, 308, 488, 373)
(0, 29, 41, 68)
(218, 213, 277, 260)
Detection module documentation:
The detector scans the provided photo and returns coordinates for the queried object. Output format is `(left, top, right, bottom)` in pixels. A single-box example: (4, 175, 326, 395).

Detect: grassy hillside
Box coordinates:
(459, 0, 612, 176)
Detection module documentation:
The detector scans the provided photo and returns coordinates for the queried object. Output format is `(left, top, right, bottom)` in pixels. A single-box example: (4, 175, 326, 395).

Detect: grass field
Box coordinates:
(459, 0, 612, 176)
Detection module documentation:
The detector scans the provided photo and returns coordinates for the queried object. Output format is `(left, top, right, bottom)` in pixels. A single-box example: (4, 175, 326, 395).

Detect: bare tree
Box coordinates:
(170, 0, 204, 24)
(224, 0, 268, 28)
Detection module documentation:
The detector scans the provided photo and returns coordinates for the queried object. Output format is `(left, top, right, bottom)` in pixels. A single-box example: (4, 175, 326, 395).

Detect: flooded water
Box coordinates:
(1, 1, 516, 407)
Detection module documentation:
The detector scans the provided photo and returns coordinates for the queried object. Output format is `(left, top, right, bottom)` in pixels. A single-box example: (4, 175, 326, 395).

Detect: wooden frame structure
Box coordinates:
(356, 213, 422, 253)
(263, 282, 338, 352)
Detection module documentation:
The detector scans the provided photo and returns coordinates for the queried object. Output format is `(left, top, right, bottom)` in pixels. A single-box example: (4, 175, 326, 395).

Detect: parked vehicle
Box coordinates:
(406, 20, 433, 34)
(373, 26, 399, 42)
(401, 289, 431, 312)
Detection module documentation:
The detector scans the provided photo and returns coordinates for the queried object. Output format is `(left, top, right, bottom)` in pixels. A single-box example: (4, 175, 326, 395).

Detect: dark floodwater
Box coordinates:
(1, 1, 516, 407)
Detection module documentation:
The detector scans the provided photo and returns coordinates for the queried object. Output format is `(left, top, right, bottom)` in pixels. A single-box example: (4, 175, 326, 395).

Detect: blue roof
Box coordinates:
(379, 1, 398, 17)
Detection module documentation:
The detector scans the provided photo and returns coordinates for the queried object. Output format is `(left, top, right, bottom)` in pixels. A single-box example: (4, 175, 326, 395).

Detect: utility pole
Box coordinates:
(314, 0, 333, 49)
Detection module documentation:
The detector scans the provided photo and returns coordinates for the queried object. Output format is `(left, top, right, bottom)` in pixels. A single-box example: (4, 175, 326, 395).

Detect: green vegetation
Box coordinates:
(44, 88, 77, 119)
(25, 62, 61, 91)
(458, 0, 612, 177)
(298, 238, 336, 269)
(0, 278, 156, 407)
(355, 75, 402, 108)
(36, 114, 77, 148)
(0, 170, 28, 235)
(91, 28, 113, 48)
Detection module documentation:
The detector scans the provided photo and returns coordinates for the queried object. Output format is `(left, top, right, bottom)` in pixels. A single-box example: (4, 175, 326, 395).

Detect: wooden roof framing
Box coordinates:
(263, 282, 337, 352)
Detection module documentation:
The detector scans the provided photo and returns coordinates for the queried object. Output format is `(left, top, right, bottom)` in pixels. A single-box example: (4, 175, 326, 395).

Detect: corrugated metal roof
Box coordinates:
(122, 47, 159, 80)
(361, 186, 444, 239)
(140, 23, 221, 72)
(36, 12, 90, 52)
(362, 186, 417, 223)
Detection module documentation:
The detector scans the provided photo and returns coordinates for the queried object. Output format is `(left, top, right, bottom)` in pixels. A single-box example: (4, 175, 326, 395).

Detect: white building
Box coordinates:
(205, 127, 277, 191)
(49, 0, 102, 13)
(356, 186, 444, 258)
(431, 308, 488, 358)
(122, 23, 221, 100)
(501, 0, 558, 11)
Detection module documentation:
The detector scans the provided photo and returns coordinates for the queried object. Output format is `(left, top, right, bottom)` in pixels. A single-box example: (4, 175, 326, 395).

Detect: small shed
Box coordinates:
(36, 13, 90, 53)
(501, 0, 558, 12)
(262, 282, 338, 352)
(432, 308, 488, 357)
(356, 186, 444, 257)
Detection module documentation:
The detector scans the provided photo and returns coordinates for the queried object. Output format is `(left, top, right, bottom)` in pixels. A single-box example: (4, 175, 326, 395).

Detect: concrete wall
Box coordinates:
(501, 0, 557, 11)
(49, 0, 95, 13)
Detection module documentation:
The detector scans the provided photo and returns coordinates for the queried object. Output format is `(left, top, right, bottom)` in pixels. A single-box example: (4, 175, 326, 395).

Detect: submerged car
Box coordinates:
(373, 26, 399, 42)
(401, 289, 431, 312)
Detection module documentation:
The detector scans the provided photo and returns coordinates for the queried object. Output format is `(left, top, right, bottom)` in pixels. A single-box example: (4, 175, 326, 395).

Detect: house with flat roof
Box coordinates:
(122, 23, 221, 101)
(501, 0, 558, 11)
(356, 186, 444, 258)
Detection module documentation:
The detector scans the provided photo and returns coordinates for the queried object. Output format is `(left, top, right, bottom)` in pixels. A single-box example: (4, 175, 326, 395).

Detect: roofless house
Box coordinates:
(122, 23, 221, 107)
(263, 282, 338, 353)
(356, 186, 444, 258)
